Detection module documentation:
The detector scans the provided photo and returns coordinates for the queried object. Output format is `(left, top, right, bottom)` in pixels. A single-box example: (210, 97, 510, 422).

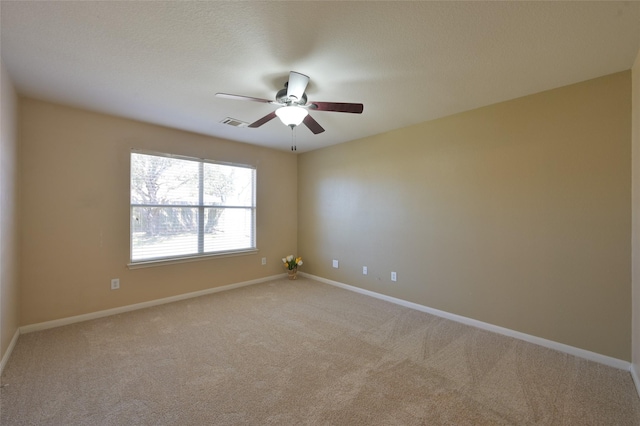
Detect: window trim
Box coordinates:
(126, 248, 259, 269)
(129, 150, 257, 266)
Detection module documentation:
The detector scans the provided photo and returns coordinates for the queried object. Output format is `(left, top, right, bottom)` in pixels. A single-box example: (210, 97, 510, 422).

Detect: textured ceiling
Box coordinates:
(1, 1, 639, 153)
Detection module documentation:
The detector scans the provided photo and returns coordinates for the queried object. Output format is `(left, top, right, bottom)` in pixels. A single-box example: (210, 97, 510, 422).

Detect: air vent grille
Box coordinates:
(220, 117, 249, 128)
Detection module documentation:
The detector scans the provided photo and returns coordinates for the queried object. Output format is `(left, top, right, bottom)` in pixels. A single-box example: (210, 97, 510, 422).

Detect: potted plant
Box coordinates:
(282, 255, 303, 280)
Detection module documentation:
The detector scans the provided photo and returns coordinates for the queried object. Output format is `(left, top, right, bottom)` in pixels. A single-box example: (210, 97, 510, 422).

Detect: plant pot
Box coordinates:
(287, 267, 298, 280)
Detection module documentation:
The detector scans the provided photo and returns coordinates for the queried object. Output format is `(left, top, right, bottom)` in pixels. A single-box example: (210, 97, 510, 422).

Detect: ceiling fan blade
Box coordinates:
(248, 111, 278, 128)
(286, 72, 310, 102)
(303, 114, 325, 134)
(216, 93, 274, 104)
(309, 102, 364, 114)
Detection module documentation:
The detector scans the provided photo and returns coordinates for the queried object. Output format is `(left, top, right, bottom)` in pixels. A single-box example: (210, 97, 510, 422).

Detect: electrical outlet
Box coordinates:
(332, 259, 339, 268)
(261, 257, 267, 265)
(391, 272, 397, 282)
(111, 278, 120, 290)
(363, 266, 368, 275)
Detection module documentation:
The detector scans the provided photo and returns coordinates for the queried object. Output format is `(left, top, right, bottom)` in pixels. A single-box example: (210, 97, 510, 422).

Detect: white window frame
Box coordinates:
(128, 150, 257, 268)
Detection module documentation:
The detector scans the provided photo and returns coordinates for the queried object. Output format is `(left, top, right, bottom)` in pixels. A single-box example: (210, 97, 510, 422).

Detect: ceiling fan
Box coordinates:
(216, 71, 364, 135)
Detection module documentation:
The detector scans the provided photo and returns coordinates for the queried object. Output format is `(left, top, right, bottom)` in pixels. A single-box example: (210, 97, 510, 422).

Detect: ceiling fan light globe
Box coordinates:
(276, 106, 308, 127)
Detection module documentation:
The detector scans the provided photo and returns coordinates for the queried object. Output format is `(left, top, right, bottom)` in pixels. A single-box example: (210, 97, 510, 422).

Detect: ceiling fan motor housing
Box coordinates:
(276, 87, 307, 106)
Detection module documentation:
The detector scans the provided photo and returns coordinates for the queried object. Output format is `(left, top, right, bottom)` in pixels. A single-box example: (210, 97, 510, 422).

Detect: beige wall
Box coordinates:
(0, 61, 20, 361)
(19, 99, 297, 325)
(632, 51, 640, 377)
(299, 71, 632, 361)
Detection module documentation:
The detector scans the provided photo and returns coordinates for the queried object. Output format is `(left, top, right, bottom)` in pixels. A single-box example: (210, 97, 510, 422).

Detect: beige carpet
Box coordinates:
(1, 276, 639, 425)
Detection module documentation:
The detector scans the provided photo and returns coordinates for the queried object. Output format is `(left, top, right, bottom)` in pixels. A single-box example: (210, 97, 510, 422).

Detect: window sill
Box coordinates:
(127, 249, 259, 270)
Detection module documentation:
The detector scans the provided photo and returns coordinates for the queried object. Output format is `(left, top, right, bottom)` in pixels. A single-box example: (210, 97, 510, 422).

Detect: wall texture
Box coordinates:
(632, 51, 640, 381)
(19, 99, 297, 325)
(0, 61, 20, 362)
(298, 71, 632, 361)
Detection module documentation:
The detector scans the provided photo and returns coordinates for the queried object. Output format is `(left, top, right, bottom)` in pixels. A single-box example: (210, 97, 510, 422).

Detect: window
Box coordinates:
(130, 151, 256, 264)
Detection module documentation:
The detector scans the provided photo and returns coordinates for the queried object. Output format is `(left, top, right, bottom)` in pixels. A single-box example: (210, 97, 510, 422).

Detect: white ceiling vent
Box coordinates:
(220, 117, 249, 128)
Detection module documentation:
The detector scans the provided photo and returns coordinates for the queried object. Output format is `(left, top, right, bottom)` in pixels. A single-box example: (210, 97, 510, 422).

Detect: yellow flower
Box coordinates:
(282, 254, 303, 270)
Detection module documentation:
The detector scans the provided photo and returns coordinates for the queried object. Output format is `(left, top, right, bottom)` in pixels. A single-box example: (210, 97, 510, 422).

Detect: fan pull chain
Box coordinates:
(291, 126, 297, 151)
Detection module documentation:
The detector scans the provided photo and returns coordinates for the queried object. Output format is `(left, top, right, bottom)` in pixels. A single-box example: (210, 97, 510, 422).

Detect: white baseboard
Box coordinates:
(631, 364, 640, 398)
(301, 272, 631, 371)
(20, 273, 287, 334)
(0, 328, 20, 375)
